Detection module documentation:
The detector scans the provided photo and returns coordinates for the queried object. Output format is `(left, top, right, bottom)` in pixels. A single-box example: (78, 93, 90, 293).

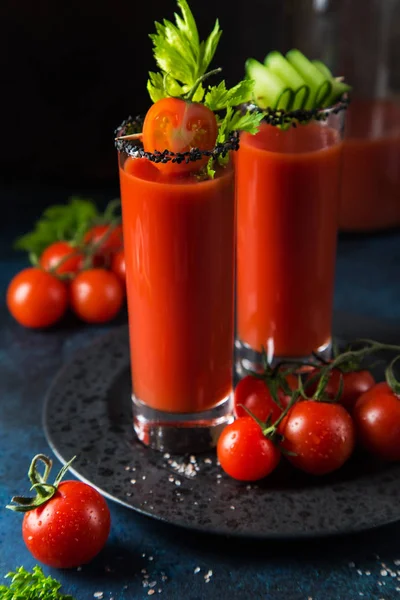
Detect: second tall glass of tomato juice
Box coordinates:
(114, 0, 262, 453)
(235, 50, 349, 372)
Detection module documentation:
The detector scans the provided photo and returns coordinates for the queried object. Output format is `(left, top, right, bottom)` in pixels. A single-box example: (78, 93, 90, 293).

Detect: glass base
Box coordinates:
(132, 393, 233, 454)
(234, 338, 333, 378)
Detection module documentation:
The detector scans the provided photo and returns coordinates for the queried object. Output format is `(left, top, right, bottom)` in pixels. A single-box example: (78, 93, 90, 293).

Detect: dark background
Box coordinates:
(1, 0, 285, 191)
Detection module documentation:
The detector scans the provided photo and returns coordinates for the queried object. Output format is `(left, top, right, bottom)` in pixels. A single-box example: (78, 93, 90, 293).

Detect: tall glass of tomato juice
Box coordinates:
(118, 150, 235, 452)
(235, 108, 345, 372)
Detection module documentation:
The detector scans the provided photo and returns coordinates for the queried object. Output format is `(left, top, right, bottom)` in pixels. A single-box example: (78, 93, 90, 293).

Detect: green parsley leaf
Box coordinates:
(218, 107, 264, 138)
(0, 566, 76, 600)
(204, 79, 254, 112)
(14, 196, 100, 256)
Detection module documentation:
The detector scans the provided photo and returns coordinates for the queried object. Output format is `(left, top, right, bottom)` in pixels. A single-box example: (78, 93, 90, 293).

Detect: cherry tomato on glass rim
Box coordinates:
(234, 373, 297, 422)
(7, 267, 68, 329)
(280, 400, 355, 475)
(70, 268, 124, 324)
(39, 241, 84, 276)
(217, 417, 281, 481)
(142, 97, 218, 175)
(7, 455, 111, 569)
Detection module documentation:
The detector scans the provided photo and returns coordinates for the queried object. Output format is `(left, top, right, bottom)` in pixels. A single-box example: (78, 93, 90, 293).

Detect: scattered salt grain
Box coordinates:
(94, 593, 104, 599)
(130, 479, 136, 485)
(142, 475, 146, 480)
(194, 567, 201, 574)
(230, 506, 235, 510)
(394, 560, 400, 566)
(175, 480, 181, 486)
(381, 570, 388, 577)
(77, 566, 82, 572)
(348, 562, 355, 568)
(148, 590, 155, 596)
(168, 475, 175, 482)
(204, 458, 212, 465)
(164, 453, 170, 459)
(149, 556, 154, 561)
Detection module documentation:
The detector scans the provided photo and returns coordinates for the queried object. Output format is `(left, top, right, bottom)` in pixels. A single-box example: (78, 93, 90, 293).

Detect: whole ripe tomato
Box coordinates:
(306, 367, 375, 413)
(7, 268, 68, 328)
(280, 400, 355, 475)
(40, 241, 84, 276)
(142, 97, 218, 175)
(234, 373, 297, 422)
(217, 417, 280, 481)
(70, 268, 124, 323)
(353, 382, 400, 461)
(111, 250, 126, 284)
(84, 224, 123, 264)
(23, 480, 111, 568)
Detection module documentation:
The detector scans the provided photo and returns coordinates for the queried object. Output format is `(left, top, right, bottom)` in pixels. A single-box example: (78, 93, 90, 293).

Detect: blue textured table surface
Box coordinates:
(1, 213, 400, 599)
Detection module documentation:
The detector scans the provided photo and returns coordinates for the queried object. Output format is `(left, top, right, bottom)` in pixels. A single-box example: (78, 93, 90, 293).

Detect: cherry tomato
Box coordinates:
(142, 97, 218, 175)
(84, 224, 123, 264)
(22, 480, 111, 568)
(306, 367, 375, 413)
(353, 382, 400, 461)
(40, 241, 84, 276)
(111, 250, 126, 284)
(7, 268, 68, 329)
(234, 373, 297, 422)
(70, 269, 124, 324)
(280, 400, 355, 475)
(217, 417, 280, 481)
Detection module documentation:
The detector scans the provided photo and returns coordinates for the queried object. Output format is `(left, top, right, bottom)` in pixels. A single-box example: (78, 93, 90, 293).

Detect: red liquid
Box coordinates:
(340, 99, 400, 231)
(119, 157, 235, 413)
(236, 121, 342, 358)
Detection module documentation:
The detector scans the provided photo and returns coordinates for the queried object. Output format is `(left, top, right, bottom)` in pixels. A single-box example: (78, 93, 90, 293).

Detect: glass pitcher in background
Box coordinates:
(285, 0, 400, 232)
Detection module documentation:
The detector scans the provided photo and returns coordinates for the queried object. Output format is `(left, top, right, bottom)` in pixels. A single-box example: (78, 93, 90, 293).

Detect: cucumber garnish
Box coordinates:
(246, 58, 292, 110)
(246, 49, 351, 119)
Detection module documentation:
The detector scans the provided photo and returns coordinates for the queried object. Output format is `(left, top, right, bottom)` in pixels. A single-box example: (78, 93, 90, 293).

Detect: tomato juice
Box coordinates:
(236, 118, 343, 360)
(119, 155, 235, 413)
(339, 99, 400, 231)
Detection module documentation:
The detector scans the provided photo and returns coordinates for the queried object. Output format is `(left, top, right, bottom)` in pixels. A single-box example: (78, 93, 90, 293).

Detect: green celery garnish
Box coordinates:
(147, 0, 262, 176)
(0, 566, 75, 600)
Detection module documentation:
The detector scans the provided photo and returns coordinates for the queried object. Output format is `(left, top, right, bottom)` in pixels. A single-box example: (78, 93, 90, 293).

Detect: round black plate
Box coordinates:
(43, 323, 400, 539)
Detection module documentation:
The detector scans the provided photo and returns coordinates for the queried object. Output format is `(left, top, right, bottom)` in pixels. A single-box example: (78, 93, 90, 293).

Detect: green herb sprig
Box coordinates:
(13, 197, 121, 259)
(0, 566, 75, 600)
(147, 0, 263, 177)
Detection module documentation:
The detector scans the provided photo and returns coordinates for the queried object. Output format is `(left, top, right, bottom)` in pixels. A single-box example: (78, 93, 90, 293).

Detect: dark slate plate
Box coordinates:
(43, 317, 400, 539)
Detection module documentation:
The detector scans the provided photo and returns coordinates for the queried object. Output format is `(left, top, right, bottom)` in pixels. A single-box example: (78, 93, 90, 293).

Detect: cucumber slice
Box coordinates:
(322, 78, 352, 108)
(245, 58, 292, 110)
(286, 49, 330, 110)
(264, 51, 305, 89)
(312, 60, 333, 79)
(264, 50, 309, 109)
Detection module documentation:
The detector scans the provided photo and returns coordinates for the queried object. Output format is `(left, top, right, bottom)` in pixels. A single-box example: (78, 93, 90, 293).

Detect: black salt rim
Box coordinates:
(244, 96, 350, 128)
(114, 115, 239, 164)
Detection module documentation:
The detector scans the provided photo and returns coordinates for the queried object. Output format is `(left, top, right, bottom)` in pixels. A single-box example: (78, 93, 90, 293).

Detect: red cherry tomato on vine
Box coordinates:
(7, 268, 68, 328)
(40, 241, 84, 276)
(84, 224, 123, 264)
(111, 250, 126, 284)
(217, 417, 280, 481)
(280, 400, 355, 475)
(234, 373, 297, 422)
(306, 367, 375, 413)
(70, 269, 124, 324)
(142, 97, 218, 175)
(353, 382, 400, 462)
(23, 480, 111, 569)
